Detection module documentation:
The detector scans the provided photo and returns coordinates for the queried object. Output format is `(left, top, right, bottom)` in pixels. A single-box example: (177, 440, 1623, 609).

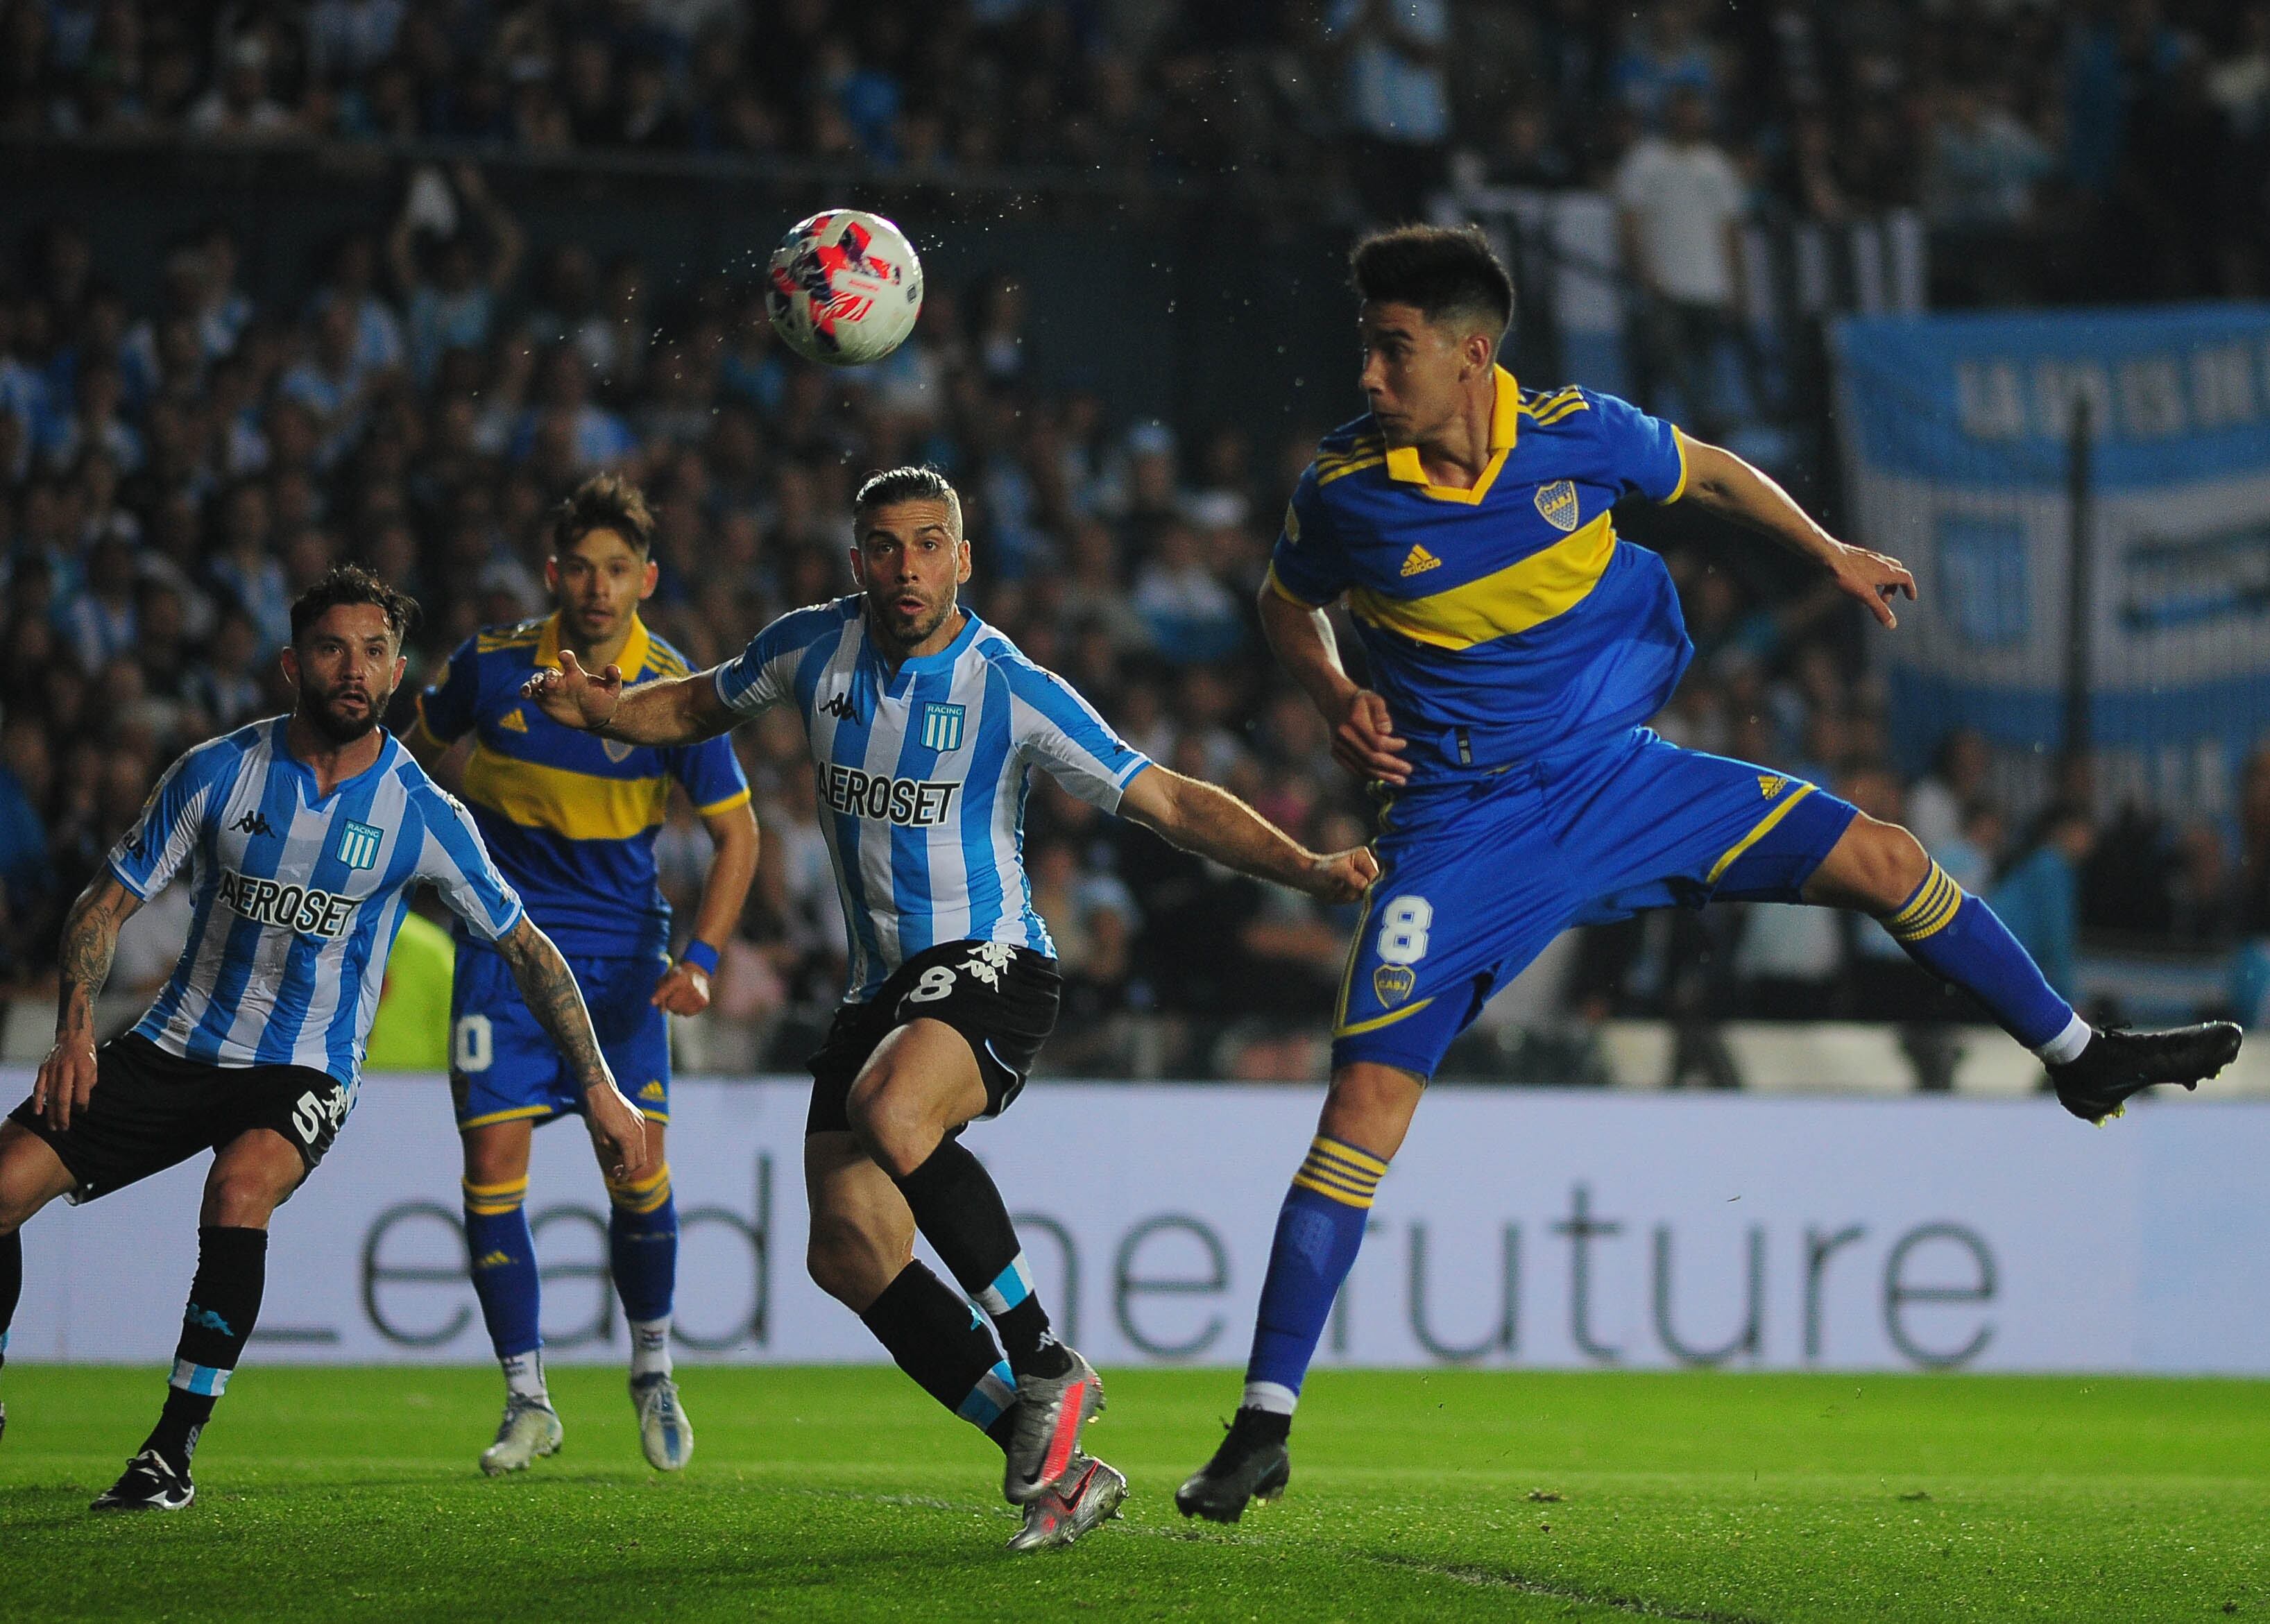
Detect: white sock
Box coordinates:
(502, 1350, 548, 1403)
(2033, 1012, 2092, 1067)
(629, 1317, 673, 1381)
(1242, 1380, 1298, 1416)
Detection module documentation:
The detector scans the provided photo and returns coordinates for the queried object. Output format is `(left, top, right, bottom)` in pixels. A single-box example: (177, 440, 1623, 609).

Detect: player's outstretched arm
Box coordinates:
(1118, 767, 1379, 902)
(520, 649, 737, 747)
(1678, 436, 1918, 629)
(37, 873, 142, 1130)
(1256, 586, 1410, 785)
(492, 914, 650, 1179)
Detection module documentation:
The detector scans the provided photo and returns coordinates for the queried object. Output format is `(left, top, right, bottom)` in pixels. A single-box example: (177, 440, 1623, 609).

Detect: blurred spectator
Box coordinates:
(1326, 0, 1451, 215)
(1988, 802, 2097, 1004)
(389, 164, 524, 388)
(1614, 87, 1748, 438)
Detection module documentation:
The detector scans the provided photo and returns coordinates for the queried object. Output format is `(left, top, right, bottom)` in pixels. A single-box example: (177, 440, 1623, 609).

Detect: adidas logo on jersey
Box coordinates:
(638, 1080, 666, 1102)
(498, 708, 529, 733)
(1400, 545, 1442, 577)
(1759, 774, 1789, 798)
(472, 1251, 515, 1270)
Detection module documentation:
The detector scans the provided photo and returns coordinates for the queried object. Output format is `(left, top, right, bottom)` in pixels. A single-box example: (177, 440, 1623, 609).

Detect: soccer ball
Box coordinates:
(765, 210, 924, 368)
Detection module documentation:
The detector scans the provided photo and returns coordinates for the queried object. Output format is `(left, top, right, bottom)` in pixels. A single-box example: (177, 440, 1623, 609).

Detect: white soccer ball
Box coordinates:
(765, 209, 924, 368)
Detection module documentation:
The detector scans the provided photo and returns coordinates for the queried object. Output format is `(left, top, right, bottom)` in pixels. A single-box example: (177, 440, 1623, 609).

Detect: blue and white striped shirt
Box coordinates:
(113, 718, 525, 1086)
(716, 599, 1153, 1002)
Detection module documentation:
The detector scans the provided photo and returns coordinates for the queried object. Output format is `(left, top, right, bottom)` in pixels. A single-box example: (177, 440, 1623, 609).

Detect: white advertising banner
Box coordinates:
(11, 1075, 2270, 1374)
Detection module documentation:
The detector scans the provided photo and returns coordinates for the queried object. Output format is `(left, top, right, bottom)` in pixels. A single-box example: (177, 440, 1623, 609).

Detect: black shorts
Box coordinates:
(8, 1034, 350, 1204)
(806, 939, 1061, 1138)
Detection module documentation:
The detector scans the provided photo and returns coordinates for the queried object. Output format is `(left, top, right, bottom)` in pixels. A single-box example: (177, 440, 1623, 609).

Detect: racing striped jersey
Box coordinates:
(715, 598, 1152, 1001)
(111, 717, 525, 1086)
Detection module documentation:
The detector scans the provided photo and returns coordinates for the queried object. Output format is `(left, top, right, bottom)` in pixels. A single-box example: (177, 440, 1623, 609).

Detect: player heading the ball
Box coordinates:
(524, 465, 1376, 1552)
(0, 565, 647, 1513)
(1175, 223, 2244, 1525)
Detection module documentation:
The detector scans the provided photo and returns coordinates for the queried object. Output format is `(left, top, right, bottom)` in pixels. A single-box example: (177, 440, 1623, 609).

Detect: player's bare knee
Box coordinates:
(203, 1169, 287, 1227)
(1851, 817, 1929, 914)
(846, 1078, 939, 1181)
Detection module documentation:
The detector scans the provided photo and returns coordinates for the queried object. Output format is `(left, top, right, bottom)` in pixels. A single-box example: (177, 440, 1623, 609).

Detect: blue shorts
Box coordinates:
(1333, 728, 1858, 1078)
(448, 945, 673, 1130)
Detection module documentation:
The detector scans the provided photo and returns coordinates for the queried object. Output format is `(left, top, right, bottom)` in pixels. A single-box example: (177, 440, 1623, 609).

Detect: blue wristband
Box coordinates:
(680, 940, 721, 977)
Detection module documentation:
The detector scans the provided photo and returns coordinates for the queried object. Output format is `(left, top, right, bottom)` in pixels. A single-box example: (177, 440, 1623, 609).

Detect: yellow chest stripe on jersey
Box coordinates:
(462, 745, 671, 841)
(1345, 511, 1615, 651)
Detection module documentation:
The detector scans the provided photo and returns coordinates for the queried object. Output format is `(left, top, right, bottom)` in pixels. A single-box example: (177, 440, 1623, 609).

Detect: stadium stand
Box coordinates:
(0, 0, 2263, 1083)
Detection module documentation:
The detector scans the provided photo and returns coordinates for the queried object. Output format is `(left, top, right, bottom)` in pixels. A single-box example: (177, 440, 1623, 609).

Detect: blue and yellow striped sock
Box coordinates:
(1881, 860, 2084, 1056)
(608, 1163, 678, 1374)
(463, 1174, 543, 1366)
(1243, 1136, 1389, 1416)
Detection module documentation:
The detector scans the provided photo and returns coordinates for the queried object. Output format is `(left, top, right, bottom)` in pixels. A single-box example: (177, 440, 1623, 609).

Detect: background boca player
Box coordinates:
(1175, 225, 2246, 1522)
(0, 566, 647, 1512)
(524, 466, 1376, 1550)
(409, 474, 756, 1476)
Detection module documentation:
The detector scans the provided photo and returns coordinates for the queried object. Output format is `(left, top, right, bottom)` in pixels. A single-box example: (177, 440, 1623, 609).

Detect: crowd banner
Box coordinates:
(1832, 305, 2270, 821)
(12, 1075, 2270, 1375)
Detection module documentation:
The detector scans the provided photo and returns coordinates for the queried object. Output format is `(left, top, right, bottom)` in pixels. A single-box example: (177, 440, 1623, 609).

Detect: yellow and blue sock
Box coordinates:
(1243, 1136, 1388, 1417)
(463, 1174, 545, 1393)
(1882, 861, 2089, 1060)
(608, 1162, 678, 1379)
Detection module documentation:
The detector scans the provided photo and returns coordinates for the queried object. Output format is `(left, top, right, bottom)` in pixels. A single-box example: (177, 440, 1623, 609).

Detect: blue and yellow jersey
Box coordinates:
(1266, 367, 1693, 780)
(415, 613, 750, 959)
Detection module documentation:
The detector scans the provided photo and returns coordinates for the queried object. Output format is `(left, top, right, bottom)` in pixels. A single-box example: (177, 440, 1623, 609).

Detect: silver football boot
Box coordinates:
(631, 1372, 693, 1471)
(479, 1393, 563, 1476)
(1005, 1452, 1127, 1553)
(1002, 1346, 1104, 1504)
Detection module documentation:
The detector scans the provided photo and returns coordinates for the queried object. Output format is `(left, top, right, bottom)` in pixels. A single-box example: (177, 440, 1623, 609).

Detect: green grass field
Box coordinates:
(3, 1365, 2267, 1622)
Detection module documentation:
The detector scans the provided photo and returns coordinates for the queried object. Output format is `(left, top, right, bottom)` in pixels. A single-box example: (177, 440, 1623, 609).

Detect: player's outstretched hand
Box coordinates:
(522, 649, 624, 731)
(33, 1034, 98, 1131)
(651, 959, 713, 1016)
(1826, 541, 1917, 630)
(584, 1081, 649, 1181)
(1332, 688, 1409, 786)
(1303, 845, 1381, 903)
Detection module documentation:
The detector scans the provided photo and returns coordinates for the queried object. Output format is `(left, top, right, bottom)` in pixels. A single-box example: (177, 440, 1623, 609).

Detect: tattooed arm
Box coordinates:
(492, 915, 649, 1177)
(35, 873, 144, 1130)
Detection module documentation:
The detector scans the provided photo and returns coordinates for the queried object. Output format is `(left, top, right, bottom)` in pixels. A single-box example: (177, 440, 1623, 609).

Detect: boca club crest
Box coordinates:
(1373, 964, 1417, 1008)
(1534, 479, 1580, 533)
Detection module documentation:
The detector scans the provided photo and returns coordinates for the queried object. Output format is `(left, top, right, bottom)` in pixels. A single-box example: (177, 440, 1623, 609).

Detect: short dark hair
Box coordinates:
(853, 466, 963, 537)
(548, 471, 654, 557)
(1349, 224, 1514, 337)
(289, 563, 418, 647)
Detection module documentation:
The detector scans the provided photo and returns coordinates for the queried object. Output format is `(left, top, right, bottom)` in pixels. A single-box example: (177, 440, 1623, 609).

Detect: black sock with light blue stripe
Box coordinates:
(860, 1261, 1020, 1454)
(891, 1140, 1070, 1381)
(148, 1226, 266, 1471)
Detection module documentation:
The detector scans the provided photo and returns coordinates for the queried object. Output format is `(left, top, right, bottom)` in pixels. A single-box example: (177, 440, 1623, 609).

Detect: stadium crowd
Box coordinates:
(0, 1, 2265, 301)
(1, 183, 2264, 1079)
(0, 0, 2264, 1077)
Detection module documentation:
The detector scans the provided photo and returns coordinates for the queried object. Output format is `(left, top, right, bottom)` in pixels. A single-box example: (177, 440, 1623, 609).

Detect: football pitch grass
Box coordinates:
(2, 1365, 2266, 1622)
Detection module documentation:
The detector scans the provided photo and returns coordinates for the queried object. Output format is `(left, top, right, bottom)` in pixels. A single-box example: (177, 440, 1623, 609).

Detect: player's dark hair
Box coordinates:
(853, 465, 964, 538)
(548, 470, 654, 557)
(1349, 225, 1514, 337)
(289, 562, 418, 647)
